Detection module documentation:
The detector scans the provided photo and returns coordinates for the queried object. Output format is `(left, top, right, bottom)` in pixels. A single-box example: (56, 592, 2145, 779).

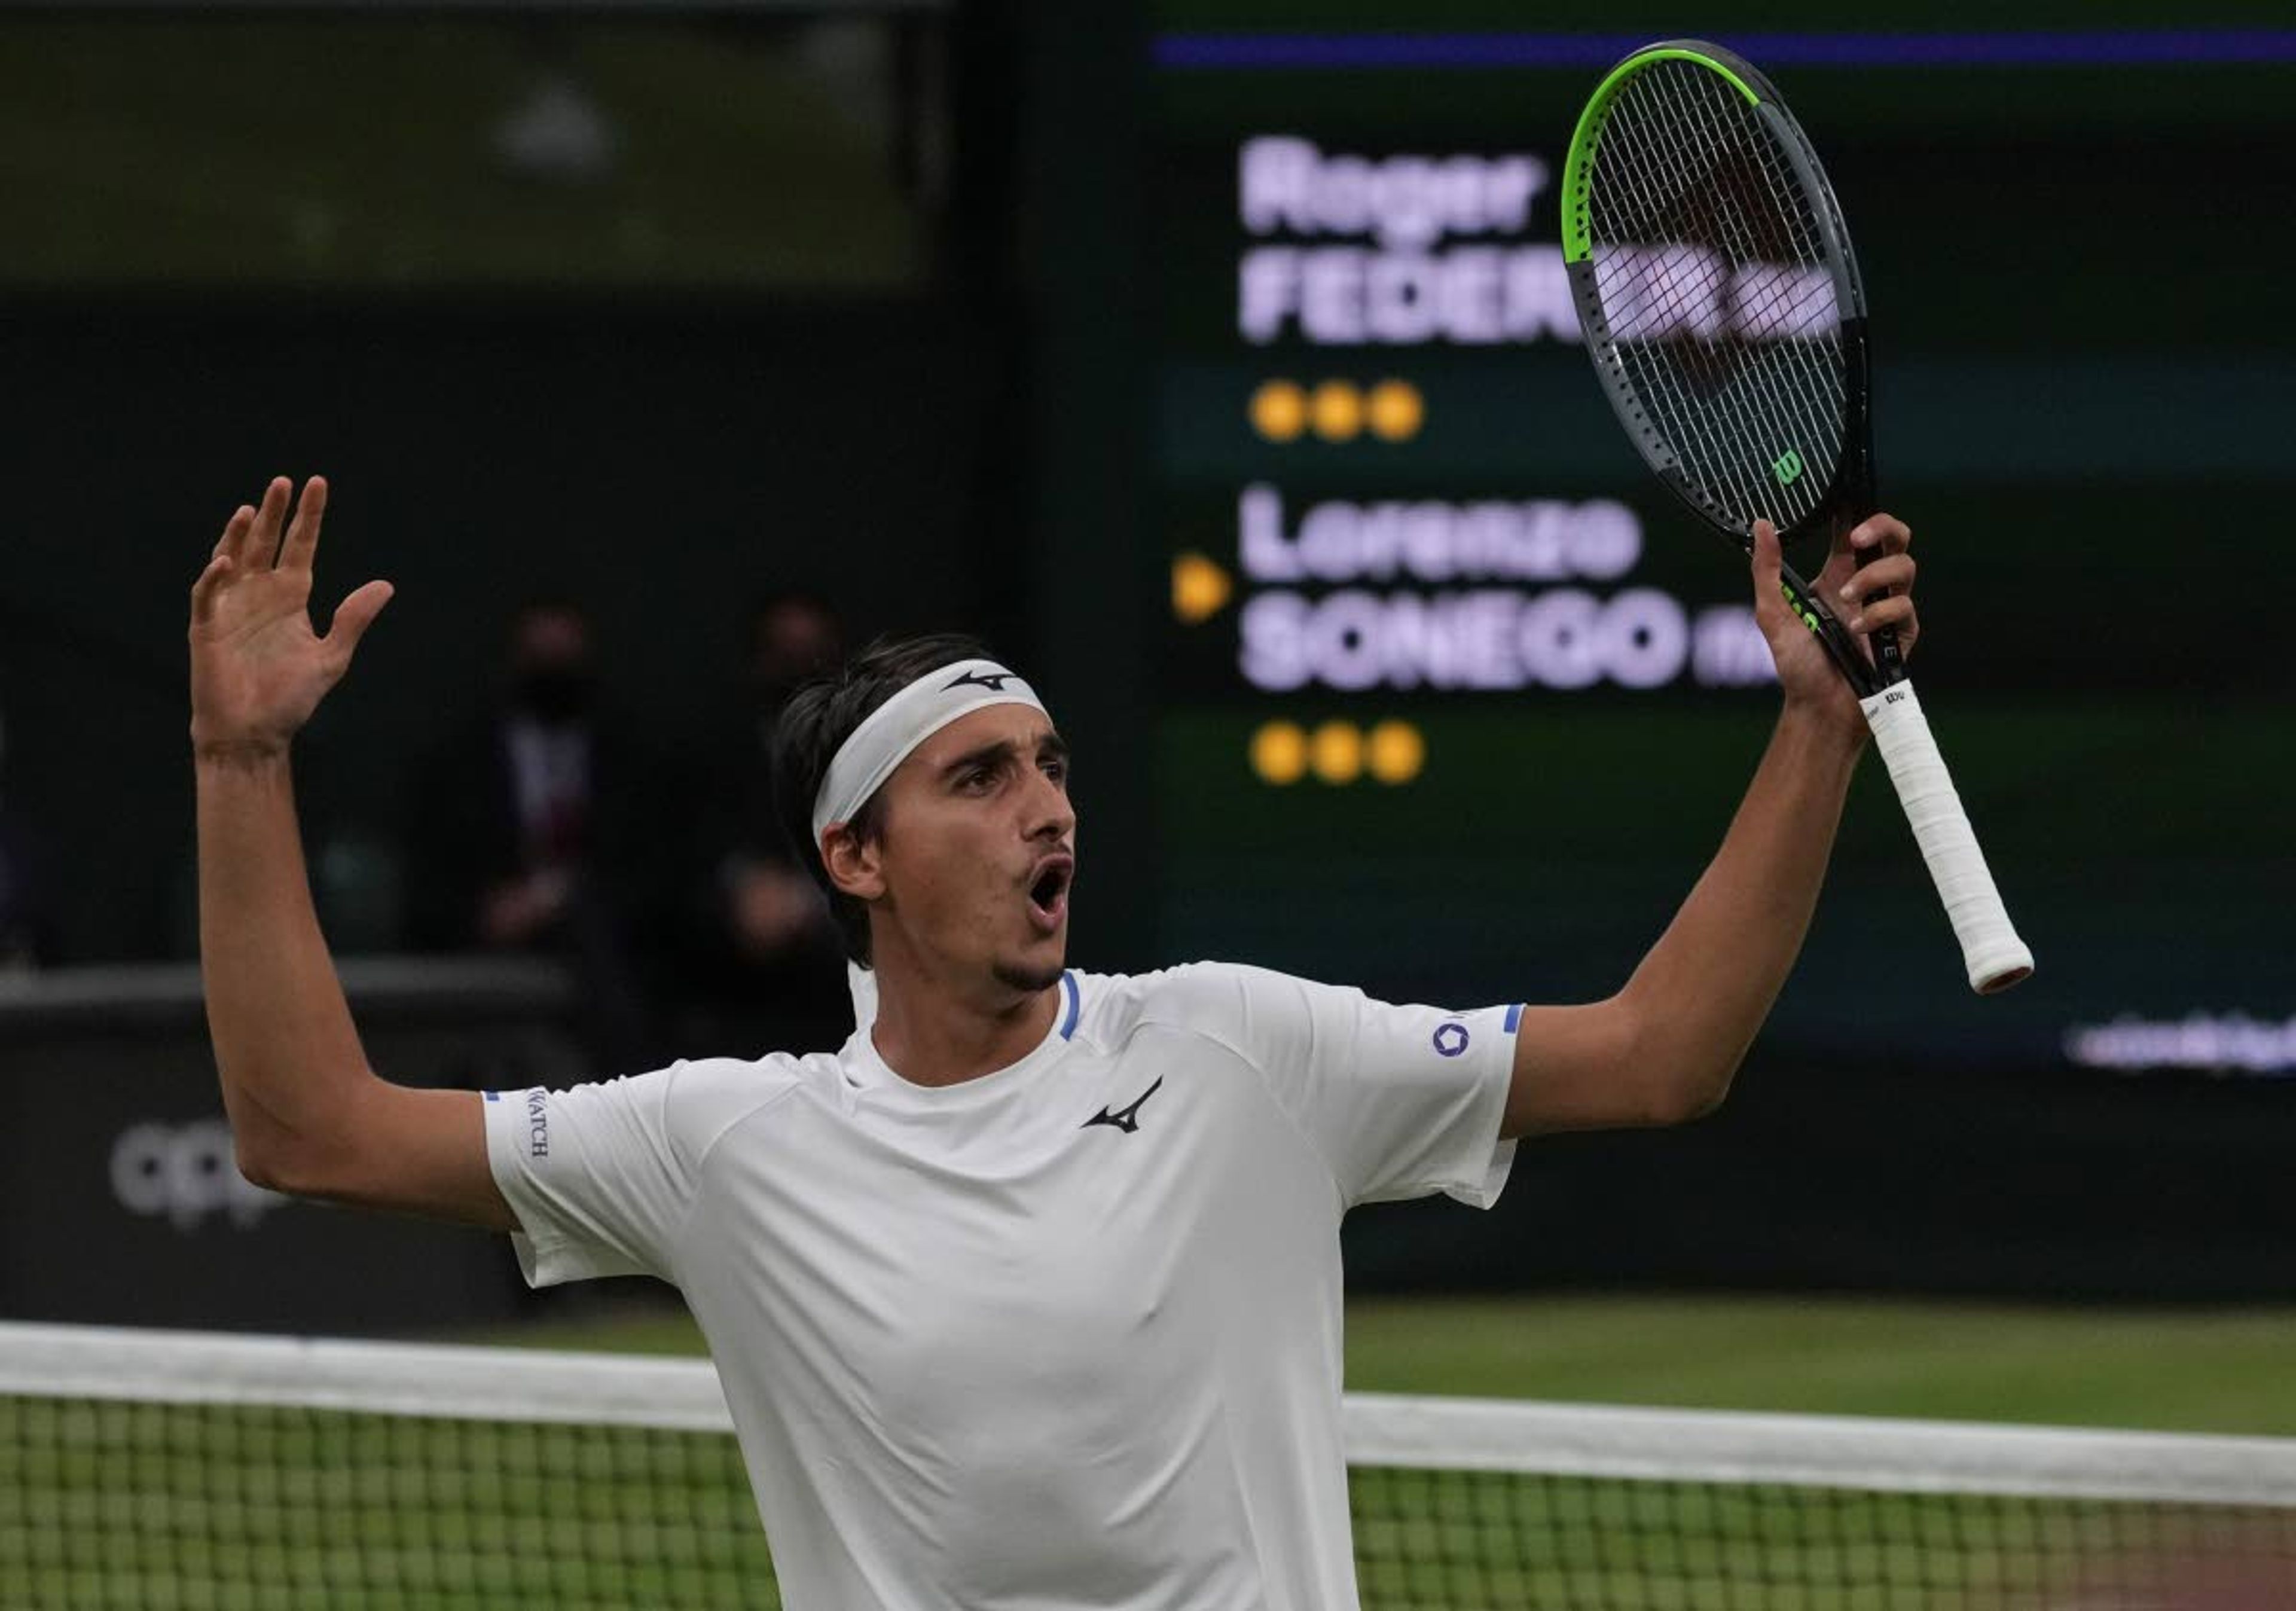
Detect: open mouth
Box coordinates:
(1025, 858, 1073, 933)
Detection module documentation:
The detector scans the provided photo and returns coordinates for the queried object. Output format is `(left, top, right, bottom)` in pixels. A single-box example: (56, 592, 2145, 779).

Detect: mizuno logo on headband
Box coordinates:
(944, 670, 1017, 692)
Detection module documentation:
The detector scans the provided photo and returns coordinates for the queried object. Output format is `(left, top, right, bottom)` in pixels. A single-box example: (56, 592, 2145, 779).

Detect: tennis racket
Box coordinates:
(1561, 39, 2032, 994)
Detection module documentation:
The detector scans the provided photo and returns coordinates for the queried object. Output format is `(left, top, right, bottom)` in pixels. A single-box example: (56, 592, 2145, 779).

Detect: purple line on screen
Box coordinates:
(1150, 30, 2296, 71)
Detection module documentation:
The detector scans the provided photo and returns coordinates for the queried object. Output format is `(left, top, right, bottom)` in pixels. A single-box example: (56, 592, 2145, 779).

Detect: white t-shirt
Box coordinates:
(484, 962, 1522, 1611)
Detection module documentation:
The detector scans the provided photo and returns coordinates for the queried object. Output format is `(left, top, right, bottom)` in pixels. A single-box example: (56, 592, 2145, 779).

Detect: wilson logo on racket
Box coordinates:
(1771, 449, 1805, 487)
(1779, 581, 1822, 636)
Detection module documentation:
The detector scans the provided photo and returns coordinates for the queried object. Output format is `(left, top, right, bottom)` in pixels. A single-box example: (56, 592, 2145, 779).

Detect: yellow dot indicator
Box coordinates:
(1309, 380, 1364, 442)
(1249, 380, 1308, 443)
(1309, 720, 1364, 785)
(1251, 721, 1308, 785)
(1367, 379, 1425, 442)
(1171, 552, 1233, 624)
(1367, 720, 1427, 785)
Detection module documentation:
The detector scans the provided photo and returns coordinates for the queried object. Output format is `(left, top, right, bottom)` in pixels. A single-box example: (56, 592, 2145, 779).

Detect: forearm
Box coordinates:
(1618, 703, 1861, 1113)
(195, 743, 374, 1183)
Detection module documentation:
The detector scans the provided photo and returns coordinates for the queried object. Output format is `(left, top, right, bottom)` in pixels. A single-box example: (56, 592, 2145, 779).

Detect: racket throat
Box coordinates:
(1830, 416, 1907, 688)
(1776, 560, 1879, 695)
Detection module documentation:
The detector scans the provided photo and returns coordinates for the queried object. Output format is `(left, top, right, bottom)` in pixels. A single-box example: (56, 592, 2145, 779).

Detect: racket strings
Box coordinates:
(1655, 77, 1845, 524)
(1596, 70, 1802, 527)
(1586, 59, 1851, 535)
(1598, 75, 1775, 524)
(1728, 109, 1851, 492)
(1639, 66, 1844, 526)
(1597, 75, 1792, 530)
(1729, 135, 1849, 521)
(1640, 68, 1836, 527)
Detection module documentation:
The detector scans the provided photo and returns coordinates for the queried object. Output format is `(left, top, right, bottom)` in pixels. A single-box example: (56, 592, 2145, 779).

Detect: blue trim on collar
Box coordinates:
(1504, 1003, 1525, 1034)
(1059, 971, 1082, 1040)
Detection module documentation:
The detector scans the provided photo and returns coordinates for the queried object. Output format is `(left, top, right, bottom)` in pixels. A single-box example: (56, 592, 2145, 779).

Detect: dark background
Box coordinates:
(0, 1, 2288, 1324)
(1128, 1, 2296, 1298)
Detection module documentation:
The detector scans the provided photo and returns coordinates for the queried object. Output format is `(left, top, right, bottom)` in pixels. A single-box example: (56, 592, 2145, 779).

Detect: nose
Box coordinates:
(1022, 762, 1074, 842)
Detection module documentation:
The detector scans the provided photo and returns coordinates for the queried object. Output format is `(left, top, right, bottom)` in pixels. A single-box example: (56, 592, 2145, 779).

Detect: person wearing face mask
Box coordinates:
(405, 598, 662, 1072)
(670, 590, 851, 1058)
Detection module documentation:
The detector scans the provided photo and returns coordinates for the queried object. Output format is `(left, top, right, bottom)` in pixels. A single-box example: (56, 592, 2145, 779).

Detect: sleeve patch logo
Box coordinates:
(1432, 1022, 1470, 1058)
(524, 1088, 550, 1158)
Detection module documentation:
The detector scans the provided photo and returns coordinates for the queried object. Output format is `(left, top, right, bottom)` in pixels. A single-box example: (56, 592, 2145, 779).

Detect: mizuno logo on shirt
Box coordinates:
(1082, 1076, 1164, 1135)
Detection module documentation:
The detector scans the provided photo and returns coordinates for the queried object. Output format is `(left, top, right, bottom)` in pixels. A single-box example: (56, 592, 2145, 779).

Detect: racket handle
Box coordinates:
(1846, 523, 1906, 682)
(1857, 680, 2034, 994)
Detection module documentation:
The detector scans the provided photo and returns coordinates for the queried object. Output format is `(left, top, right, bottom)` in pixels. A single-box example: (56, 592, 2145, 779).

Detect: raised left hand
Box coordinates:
(1750, 511, 1918, 735)
(188, 476, 394, 757)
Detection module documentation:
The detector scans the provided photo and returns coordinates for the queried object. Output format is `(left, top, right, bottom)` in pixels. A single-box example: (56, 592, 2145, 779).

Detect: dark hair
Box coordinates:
(770, 631, 998, 967)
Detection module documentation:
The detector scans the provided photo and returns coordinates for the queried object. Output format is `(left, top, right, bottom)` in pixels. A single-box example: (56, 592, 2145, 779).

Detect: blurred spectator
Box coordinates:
(671, 590, 850, 1057)
(407, 600, 666, 1071)
(0, 704, 57, 971)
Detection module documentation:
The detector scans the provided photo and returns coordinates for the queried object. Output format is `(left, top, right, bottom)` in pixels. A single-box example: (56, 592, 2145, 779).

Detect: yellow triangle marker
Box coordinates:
(1172, 552, 1233, 623)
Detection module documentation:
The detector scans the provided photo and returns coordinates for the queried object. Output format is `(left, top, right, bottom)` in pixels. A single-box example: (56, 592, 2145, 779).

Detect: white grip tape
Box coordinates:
(1858, 681, 2034, 994)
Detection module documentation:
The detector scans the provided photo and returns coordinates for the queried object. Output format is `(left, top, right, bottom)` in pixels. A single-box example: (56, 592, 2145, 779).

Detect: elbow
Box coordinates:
(1648, 1061, 1738, 1127)
(232, 1134, 297, 1197)
(1613, 995, 1735, 1127)
(1663, 1075, 1732, 1126)
(231, 1124, 340, 1200)
(236, 1140, 355, 1203)
(224, 1074, 380, 1200)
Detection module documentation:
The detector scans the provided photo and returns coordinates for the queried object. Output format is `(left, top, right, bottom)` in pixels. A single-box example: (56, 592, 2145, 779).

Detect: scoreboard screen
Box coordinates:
(1133, 14, 2296, 1078)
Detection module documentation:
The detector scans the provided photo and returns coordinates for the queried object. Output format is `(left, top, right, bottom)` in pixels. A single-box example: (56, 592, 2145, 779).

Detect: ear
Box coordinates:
(820, 821, 887, 902)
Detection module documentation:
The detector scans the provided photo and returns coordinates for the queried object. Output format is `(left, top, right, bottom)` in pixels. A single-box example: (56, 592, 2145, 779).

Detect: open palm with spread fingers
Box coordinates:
(188, 477, 393, 755)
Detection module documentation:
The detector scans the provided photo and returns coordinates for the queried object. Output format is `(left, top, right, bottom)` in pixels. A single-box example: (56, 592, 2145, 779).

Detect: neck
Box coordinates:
(865, 944, 1063, 1089)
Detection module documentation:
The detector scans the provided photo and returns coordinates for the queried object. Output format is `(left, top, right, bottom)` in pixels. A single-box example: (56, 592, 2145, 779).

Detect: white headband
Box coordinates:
(810, 658, 1048, 849)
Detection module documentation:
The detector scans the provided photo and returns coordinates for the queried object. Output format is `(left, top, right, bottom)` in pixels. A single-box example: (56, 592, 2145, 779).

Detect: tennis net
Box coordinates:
(4, 1321, 2292, 1609)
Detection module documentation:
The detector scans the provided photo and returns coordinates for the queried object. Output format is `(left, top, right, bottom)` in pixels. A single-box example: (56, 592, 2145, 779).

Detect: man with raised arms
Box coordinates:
(191, 474, 1918, 1610)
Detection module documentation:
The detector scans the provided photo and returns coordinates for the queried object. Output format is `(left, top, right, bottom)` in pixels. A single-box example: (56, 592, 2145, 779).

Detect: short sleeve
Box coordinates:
(483, 1070, 694, 1288)
(1169, 963, 1521, 1210)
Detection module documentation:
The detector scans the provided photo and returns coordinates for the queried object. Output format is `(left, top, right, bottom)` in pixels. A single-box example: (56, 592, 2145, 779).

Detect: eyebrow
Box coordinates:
(937, 731, 1070, 782)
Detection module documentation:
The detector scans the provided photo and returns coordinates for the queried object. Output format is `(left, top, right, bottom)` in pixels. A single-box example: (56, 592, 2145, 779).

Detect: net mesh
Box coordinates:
(1351, 1467, 2296, 1610)
(5, 1325, 2294, 1610)
(5, 1397, 773, 1610)
(1583, 56, 1850, 535)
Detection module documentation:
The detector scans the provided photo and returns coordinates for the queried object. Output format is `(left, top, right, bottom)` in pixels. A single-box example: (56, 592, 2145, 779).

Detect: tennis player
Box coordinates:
(192, 474, 1918, 1609)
